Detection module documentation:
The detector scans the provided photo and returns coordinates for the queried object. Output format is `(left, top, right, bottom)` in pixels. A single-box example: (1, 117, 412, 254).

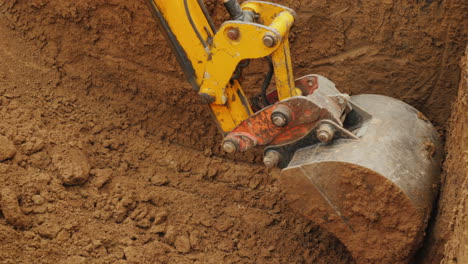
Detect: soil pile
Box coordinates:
(0, 22, 352, 264)
(0, 0, 467, 263)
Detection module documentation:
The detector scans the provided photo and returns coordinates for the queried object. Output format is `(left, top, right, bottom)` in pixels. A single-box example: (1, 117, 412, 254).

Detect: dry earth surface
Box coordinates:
(0, 0, 466, 263)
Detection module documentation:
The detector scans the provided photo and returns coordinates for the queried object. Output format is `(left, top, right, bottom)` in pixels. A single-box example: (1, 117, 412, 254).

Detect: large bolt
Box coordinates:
(263, 150, 281, 169)
(316, 123, 335, 143)
(272, 115, 287, 127)
(271, 105, 292, 127)
(226, 27, 240, 41)
(263, 34, 277, 47)
(222, 140, 238, 153)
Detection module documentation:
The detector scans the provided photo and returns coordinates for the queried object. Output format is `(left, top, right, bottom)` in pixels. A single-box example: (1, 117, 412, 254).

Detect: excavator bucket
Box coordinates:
(281, 94, 443, 264)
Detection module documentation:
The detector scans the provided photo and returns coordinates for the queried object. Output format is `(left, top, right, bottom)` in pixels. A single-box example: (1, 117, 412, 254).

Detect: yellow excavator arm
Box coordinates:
(145, 0, 299, 133)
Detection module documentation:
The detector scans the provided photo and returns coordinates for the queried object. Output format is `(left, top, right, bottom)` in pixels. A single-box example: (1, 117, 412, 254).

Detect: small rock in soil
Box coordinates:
(174, 235, 191, 253)
(28, 151, 51, 169)
(113, 201, 135, 223)
(32, 205, 48, 214)
(153, 211, 168, 225)
(214, 218, 234, 232)
(0, 163, 9, 173)
(150, 173, 169, 186)
(218, 239, 235, 252)
(199, 215, 213, 227)
(164, 225, 176, 244)
(130, 203, 150, 221)
(22, 137, 45, 155)
(35, 222, 62, 239)
(0, 136, 16, 161)
(136, 218, 152, 229)
(241, 211, 274, 229)
(92, 168, 113, 189)
(56, 229, 71, 241)
(123, 246, 143, 263)
(36, 172, 52, 185)
(149, 223, 166, 234)
(0, 188, 32, 229)
(51, 148, 91, 186)
(31, 195, 45, 205)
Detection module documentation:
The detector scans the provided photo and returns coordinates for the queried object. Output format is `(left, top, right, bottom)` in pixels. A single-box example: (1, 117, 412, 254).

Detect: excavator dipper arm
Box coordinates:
(145, 0, 300, 134)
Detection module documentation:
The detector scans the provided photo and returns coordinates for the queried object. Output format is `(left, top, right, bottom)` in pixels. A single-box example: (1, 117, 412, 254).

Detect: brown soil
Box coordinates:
(418, 46, 468, 264)
(0, 0, 466, 263)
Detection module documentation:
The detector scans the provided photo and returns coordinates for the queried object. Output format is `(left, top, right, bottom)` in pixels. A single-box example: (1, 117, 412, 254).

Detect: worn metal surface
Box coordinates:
(224, 75, 351, 152)
(280, 94, 443, 262)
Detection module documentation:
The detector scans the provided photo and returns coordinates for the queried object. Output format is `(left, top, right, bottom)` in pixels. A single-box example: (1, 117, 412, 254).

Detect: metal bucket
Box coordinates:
(281, 94, 443, 263)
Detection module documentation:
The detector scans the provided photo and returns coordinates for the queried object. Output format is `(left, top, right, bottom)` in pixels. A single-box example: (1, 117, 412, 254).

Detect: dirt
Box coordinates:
(419, 45, 468, 264)
(0, 20, 354, 263)
(0, 0, 466, 263)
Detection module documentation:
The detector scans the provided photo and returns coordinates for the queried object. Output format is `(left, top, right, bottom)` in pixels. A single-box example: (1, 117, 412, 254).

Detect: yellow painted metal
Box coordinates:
(210, 80, 252, 132)
(266, 11, 295, 36)
(149, 0, 253, 133)
(269, 11, 301, 100)
(149, 0, 298, 133)
(272, 38, 302, 100)
(199, 21, 281, 105)
(149, 0, 211, 87)
(200, 3, 296, 105)
(241, 2, 299, 99)
(242, 1, 296, 25)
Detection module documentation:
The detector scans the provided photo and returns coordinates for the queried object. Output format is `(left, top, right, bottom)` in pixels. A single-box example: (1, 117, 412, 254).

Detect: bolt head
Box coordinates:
(336, 95, 346, 104)
(271, 105, 292, 127)
(263, 35, 276, 47)
(316, 124, 335, 143)
(263, 159, 275, 169)
(263, 150, 281, 169)
(272, 114, 287, 127)
(222, 141, 237, 153)
(226, 28, 240, 41)
(316, 130, 332, 143)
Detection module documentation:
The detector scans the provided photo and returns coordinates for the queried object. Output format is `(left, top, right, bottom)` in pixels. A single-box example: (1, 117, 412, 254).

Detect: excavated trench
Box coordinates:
(0, 0, 466, 263)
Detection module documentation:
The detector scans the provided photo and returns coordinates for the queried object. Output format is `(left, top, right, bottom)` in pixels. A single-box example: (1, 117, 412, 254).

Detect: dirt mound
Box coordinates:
(0, 0, 466, 263)
(0, 22, 353, 263)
